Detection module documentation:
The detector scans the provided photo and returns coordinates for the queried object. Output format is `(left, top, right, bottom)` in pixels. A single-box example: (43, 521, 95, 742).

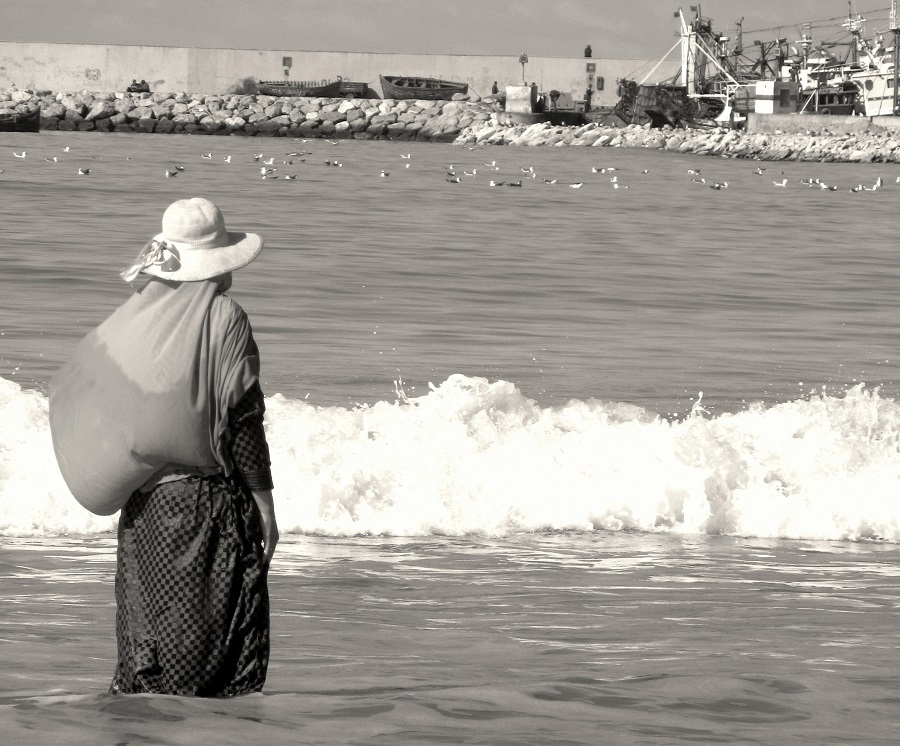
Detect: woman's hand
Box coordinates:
(251, 489, 279, 566)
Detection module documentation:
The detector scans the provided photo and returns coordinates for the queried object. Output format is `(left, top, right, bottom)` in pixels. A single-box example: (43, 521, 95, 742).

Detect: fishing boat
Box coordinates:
(0, 107, 40, 133)
(379, 75, 468, 100)
(613, 2, 900, 126)
(793, 6, 900, 117)
(257, 77, 367, 98)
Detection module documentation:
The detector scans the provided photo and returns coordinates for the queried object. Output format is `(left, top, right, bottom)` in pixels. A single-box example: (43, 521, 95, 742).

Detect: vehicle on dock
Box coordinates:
(798, 79, 860, 115)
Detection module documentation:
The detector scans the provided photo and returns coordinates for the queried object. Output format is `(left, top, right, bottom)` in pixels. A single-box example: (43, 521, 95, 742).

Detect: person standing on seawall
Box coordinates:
(49, 197, 279, 696)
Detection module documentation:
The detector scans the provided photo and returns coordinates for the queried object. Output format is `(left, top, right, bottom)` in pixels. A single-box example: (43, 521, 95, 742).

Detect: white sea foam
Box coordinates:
(3, 373, 900, 541)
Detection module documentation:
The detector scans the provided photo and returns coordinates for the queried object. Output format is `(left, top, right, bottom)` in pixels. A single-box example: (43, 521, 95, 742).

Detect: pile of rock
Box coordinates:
(0, 88, 496, 142)
(458, 115, 900, 163)
(5, 87, 900, 163)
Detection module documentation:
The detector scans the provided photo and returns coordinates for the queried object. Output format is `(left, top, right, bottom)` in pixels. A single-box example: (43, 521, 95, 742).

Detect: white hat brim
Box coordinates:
(142, 231, 263, 282)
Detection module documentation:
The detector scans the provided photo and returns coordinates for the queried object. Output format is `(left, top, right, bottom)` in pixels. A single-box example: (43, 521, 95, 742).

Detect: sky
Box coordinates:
(1, 1, 897, 59)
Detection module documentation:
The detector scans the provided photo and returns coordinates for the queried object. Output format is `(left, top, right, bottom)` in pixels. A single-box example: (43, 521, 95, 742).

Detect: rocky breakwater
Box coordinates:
(1, 88, 497, 141)
(457, 114, 900, 164)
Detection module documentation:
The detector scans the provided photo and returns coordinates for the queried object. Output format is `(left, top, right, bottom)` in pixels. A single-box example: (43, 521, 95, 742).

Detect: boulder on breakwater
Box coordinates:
(0, 87, 496, 143)
(456, 112, 900, 164)
(5, 87, 900, 163)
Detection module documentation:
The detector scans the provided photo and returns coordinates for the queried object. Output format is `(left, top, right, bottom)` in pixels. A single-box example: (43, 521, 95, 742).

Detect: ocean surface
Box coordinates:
(2, 130, 900, 743)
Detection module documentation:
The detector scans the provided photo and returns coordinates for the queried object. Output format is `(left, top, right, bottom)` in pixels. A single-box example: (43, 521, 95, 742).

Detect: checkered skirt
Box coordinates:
(109, 473, 269, 696)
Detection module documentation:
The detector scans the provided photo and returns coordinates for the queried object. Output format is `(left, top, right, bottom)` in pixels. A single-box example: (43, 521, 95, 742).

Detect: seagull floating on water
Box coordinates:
(381, 170, 389, 177)
(201, 153, 212, 159)
(773, 179, 788, 187)
(13, 151, 25, 158)
(569, 182, 584, 189)
(223, 155, 232, 163)
(401, 154, 411, 159)
(78, 167, 90, 175)
(447, 176, 460, 183)
(165, 169, 178, 177)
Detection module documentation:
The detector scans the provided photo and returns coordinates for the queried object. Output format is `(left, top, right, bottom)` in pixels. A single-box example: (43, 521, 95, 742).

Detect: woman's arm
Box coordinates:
(228, 381, 278, 565)
(251, 489, 279, 566)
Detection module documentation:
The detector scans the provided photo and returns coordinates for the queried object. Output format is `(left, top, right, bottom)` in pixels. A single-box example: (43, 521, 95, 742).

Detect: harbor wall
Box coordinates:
(0, 41, 679, 107)
(746, 112, 900, 134)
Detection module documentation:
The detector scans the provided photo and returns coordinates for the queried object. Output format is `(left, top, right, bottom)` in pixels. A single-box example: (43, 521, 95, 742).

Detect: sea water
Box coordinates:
(2, 131, 900, 743)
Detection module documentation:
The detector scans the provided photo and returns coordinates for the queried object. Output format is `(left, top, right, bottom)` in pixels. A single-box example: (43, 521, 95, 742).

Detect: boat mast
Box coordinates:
(893, 0, 900, 113)
(679, 8, 696, 94)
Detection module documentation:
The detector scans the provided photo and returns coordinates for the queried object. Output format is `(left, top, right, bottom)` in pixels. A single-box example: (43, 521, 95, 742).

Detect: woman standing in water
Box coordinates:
(50, 197, 278, 696)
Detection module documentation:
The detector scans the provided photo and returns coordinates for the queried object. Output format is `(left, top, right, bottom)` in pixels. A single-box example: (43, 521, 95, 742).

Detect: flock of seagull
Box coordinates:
(2, 140, 895, 196)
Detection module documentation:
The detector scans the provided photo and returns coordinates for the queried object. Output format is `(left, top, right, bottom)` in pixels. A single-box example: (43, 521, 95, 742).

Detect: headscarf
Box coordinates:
(49, 277, 259, 515)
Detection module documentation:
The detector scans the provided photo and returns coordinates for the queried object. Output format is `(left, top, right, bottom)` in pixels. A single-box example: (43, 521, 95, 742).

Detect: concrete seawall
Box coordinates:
(5, 88, 900, 164)
(0, 41, 677, 108)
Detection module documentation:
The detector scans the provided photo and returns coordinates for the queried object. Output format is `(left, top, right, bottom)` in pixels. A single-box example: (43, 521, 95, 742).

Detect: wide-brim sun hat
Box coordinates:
(120, 197, 263, 282)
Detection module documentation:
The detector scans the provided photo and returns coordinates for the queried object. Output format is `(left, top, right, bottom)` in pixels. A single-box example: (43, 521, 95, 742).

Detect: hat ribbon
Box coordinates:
(120, 239, 179, 282)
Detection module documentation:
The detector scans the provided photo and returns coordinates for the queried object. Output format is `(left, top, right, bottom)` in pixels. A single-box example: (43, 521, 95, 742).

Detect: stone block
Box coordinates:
(43, 101, 66, 118)
(254, 119, 282, 132)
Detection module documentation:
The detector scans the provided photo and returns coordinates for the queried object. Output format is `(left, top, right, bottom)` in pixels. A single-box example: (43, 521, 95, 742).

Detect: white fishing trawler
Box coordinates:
(618, 3, 900, 125)
(796, 5, 900, 117)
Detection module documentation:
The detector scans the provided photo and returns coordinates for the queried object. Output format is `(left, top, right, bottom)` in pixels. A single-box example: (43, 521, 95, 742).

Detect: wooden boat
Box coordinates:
(257, 78, 367, 98)
(379, 75, 468, 100)
(0, 107, 40, 133)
